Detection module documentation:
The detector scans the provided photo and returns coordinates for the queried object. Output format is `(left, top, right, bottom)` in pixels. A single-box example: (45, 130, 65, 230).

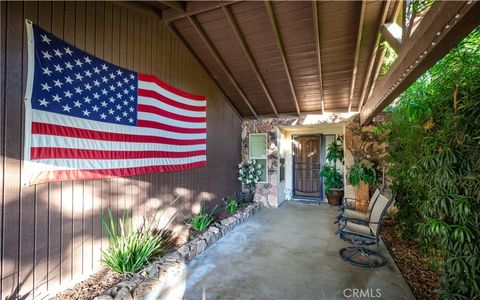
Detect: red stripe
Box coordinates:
(31, 147, 206, 160)
(138, 89, 206, 112)
(32, 122, 206, 145)
(138, 73, 206, 101)
(28, 161, 207, 185)
(137, 120, 206, 134)
(138, 104, 206, 123)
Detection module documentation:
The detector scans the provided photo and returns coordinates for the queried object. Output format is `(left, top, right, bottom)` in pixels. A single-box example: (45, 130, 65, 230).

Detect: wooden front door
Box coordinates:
(293, 135, 321, 198)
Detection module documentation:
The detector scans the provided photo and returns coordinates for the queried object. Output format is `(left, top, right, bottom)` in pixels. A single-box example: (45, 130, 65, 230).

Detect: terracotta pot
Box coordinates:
(354, 180, 370, 213)
(326, 188, 344, 206)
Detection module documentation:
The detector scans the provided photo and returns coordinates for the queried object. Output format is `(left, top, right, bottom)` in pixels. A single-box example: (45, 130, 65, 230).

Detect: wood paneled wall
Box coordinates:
(0, 1, 241, 298)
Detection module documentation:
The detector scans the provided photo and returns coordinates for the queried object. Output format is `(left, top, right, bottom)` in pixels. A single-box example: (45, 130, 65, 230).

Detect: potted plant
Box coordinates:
(347, 160, 377, 212)
(319, 163, 344, 205)
(319, 139, 345, 205)
(238, 160, 262, 203)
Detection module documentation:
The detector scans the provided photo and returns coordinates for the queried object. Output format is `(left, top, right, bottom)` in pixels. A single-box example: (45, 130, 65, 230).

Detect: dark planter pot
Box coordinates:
(241, 192, 254, 203)
(326, 188, 344, 206)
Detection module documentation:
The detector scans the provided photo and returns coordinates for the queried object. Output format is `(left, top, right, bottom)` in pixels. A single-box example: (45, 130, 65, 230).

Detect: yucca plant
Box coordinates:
(189, 203, 217, 232)
(226, 195, 238, 214)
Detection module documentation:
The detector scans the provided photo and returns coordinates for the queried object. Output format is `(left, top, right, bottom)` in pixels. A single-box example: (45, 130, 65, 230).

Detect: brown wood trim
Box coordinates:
(361, 1, 480, 124)
(367, 1, 402, 101)
(223, 6, 279, 117)
(264, 1, 301, 116)
(357, 0, 391, 112)
(162, 1, 240, 23)
(188, 15, 259, 119)
(159, 1, 185, 13)
(348, 0, 366, 113)
(167, 23, 243, 120)
(114, 1, 161, 19)
(312, 0, 325, 114)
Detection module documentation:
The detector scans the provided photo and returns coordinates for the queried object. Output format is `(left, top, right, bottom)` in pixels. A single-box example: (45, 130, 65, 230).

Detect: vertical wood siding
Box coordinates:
(0, 1, 242, 298)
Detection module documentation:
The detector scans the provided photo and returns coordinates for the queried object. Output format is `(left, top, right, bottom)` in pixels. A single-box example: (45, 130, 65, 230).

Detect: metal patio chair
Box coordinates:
(335, 188, 382, 225)
(337, 192, 393, 268)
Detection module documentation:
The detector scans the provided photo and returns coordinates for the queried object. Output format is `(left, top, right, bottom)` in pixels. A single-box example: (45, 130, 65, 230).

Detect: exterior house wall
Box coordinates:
(241, 114, 351, 207)
(0, 1, 241, 299)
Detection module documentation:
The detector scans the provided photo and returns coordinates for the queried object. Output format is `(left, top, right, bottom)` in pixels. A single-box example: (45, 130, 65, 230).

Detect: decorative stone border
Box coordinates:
(94, 202, 263, 300)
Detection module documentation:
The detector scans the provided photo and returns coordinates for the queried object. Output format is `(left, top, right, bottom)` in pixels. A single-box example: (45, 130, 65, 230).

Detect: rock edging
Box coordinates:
(94, 202, 263, 300)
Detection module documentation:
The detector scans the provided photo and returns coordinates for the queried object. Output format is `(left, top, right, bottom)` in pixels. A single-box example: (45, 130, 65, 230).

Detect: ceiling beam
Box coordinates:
(223, 6, 279, 117)
(367, 1, 403, 100)
(163, 1, 240, 23)
(167, 23, 243, 119)
(188, 15, 259, 119)
(357, 0, 391, 112)
(264, 1, 301, 116)
(381, 22, 403, 52)
(347, 1, 366, 112)
(360, 1, 480, 124)
(159, 1, 185, 13)
(312, 0, 325, 114)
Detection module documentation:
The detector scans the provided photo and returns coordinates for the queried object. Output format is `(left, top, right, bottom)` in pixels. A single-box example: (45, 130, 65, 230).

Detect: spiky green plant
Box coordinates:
(100, 210, 164, 274)
(189, 203, 217, 232)
(100, 197, 180, 274)
(226, 195, 238, 214)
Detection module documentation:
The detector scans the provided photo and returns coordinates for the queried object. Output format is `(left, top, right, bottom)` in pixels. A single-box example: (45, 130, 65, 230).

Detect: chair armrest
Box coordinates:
(337, 215, 368, 224)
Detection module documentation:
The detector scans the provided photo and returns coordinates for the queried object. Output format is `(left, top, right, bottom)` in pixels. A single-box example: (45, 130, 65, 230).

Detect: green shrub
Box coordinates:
(380, 28, 480, 299)
(226, 195, 238, 214)
(347, 160, 377, 188)
(100, 209, 165, 274)
(326, 140, 344, 163)
(189, 203, 217, 232)
(319, 164, 343, 194)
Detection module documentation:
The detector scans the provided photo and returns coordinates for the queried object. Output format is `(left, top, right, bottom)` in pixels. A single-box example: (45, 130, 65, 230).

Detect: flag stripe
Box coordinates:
(138, 73, 206, 101)
(138, 96, 206, 118)
(29, 161, 207, 184)
(31, 147, 207, 160)
(138, 112, 205, 129)
(138, 89, 206, 112)
(32, 134, 207, 152)
(32, 122, 206, 145)
(32, 110, 206, 140)
(137, 104, 206, 123)
(137, 120, 207, 134)
(30, 155, 207, 171)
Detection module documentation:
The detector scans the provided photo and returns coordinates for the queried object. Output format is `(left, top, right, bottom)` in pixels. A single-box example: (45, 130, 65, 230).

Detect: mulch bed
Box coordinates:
(53, 201, 249, 300)
(381, 217, 440, 300)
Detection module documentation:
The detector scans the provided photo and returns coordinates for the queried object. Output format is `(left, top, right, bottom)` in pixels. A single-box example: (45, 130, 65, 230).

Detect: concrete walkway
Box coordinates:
(147, 201, 414, 300)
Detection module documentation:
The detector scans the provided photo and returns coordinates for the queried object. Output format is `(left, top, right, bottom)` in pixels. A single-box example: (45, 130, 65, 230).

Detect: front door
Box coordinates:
(293, 135, 321, 199)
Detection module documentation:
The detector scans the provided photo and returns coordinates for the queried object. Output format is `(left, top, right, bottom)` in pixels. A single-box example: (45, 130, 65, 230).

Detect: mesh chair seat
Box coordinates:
(342, 222, 374, 238)
(342, 209, 368, 222)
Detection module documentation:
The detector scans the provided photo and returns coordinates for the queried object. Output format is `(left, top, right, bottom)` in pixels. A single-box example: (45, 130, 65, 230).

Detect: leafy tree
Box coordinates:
(378, 28, 480, 299)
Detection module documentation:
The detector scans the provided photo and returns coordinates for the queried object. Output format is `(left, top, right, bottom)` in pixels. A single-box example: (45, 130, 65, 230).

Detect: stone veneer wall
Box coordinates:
(343, 113, 389, 199)
(242, 114, 350, 207)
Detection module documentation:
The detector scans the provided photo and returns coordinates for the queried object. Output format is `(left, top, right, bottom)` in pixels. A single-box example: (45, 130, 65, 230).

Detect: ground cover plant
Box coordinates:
(376, 28, 480, 299)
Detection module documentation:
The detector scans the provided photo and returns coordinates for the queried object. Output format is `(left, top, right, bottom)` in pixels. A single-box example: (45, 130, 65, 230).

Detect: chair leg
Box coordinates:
(339, 237, 385, 268)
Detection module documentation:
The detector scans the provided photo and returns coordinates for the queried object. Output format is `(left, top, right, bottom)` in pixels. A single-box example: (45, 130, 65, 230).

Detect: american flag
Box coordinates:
(23, 21, 207, 185)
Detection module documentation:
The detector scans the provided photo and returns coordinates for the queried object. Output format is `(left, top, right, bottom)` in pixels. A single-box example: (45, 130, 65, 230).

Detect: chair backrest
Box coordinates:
(367, 189, 381, 212)
(368, 193, 393, 237)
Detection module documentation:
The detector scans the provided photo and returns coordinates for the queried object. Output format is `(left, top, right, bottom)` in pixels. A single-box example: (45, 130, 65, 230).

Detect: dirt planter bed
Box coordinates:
(88, 202, 263, 300)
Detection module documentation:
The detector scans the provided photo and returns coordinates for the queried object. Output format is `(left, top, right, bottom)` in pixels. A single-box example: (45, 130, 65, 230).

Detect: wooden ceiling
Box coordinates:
(139, 1, 480, 121)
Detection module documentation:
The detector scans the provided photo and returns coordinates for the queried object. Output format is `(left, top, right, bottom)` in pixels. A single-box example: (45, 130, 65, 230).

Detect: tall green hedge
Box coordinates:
(377, 28, 480, 299)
